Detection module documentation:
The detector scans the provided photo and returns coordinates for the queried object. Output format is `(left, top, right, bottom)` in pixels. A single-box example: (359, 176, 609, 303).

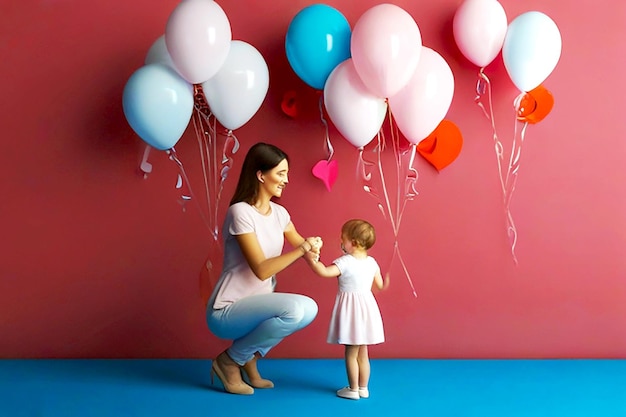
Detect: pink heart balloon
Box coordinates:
(312, 159, 338, 192)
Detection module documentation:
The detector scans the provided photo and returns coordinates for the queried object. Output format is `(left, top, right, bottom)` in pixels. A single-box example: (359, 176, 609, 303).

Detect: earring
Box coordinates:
(259, 178, 265, 183)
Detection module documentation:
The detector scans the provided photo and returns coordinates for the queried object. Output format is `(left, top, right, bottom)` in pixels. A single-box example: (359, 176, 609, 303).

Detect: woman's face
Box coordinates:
(259, 159, 289, 198)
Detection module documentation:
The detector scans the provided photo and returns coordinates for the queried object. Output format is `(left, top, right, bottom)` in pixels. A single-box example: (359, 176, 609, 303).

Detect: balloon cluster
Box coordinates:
(286, 4, 458, 158)
(122, 0, 272, 249)
(286, 4, 464, 297)
(122, 0, 269, 151)
(453, 0, 562, 264)
(453, 0, 561, 121)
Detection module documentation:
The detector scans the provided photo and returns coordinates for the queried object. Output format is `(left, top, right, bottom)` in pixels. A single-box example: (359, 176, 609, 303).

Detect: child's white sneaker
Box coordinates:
(358, 387, 369, 398)
(336, 387, 360, 400)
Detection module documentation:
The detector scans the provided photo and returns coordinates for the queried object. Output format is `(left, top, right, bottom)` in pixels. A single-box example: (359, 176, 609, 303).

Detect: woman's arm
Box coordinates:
(235, 221, 319, 281)
(284, 222, 322, 254)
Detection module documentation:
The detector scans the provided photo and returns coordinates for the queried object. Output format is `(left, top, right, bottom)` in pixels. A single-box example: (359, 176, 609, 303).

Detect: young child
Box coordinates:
(306, 219, 389, 400)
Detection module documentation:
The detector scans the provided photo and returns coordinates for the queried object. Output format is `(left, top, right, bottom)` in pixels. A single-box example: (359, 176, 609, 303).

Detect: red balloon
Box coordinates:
(517, 85, 554, 124)
(416, 120, 463, 171)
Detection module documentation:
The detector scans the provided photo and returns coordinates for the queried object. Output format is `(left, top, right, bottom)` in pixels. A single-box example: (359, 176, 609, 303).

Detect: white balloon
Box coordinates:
(502, 11, 562, 92)
(453, 0, 507, 68)
(145, 35, 175, 70)
(323, 59, 387, 148)
(202, 40, 269, 131)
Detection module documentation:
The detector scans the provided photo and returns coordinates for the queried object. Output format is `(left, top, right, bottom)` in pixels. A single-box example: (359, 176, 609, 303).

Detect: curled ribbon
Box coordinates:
(358, 120, 418, 298)
(475, 68, 506, 196)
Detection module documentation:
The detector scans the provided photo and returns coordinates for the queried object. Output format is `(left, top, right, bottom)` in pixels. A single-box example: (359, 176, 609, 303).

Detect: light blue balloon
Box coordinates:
(286, 4, 351, 90)
(122, 64, 194, 150)
(502, 11, 562, 92)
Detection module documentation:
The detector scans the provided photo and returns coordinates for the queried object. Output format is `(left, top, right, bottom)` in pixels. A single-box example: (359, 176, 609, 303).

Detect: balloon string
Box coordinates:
(318, 95, 334, 161)
(375, 131, 398, 235)
(359, 128, 418, 299)
(215, 129, 239, 239)
(397, 144, 419, 228)
(390, 241, 417, 298)
(475, 69, 506, 196)
(192, 110, 218, 241)
(387, 111, 418, 298)
(210, 116, 219, 241)
(502, 92, 529, 265)
(357, 144, 386, 220)
(139, 144, 153, 179)
(387, 109, 402, 231)
(166, 147, 213, 233)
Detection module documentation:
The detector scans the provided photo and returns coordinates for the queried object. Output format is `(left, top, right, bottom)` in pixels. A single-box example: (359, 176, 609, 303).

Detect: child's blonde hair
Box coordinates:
(341, 219, 376, 250)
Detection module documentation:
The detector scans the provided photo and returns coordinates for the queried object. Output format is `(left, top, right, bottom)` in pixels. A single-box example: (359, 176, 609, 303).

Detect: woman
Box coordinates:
(207, 142, 322, 395)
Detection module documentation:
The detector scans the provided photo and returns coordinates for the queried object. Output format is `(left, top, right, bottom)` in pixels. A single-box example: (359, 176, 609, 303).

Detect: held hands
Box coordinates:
(301, 236, 322, 263)
(304, 250, 319, 264)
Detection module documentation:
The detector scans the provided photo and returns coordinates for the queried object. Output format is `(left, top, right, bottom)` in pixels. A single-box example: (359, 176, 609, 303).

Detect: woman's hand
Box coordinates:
(307, 237, 323, 253)
(301, 237, 322, 262)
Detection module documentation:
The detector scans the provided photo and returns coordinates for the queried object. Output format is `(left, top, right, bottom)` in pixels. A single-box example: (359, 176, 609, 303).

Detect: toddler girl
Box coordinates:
(306, 219, 389, 400)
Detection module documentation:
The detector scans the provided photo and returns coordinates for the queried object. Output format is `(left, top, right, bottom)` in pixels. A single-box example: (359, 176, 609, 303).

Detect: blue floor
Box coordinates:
(1, 359, 625, 416)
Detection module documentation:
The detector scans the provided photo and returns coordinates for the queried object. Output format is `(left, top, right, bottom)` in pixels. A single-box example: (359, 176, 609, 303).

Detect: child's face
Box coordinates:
(340, 234, 355, 254)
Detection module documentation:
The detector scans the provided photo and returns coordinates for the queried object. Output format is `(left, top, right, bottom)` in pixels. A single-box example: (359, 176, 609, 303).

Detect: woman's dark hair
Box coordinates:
(230, 142, 289, 205)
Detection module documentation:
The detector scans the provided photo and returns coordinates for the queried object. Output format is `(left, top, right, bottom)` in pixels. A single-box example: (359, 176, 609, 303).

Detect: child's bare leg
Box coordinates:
(344, 345, 360, 390)
(357, 345, 370, 388)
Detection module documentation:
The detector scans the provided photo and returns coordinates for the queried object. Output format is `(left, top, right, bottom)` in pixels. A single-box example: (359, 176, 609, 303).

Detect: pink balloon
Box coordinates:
(388, 47, 455, 144)
(351, 4, 422, 98)
(324, 59, 388, 148)
(453, 0, 507, 68)
(165, 0, 232, 84)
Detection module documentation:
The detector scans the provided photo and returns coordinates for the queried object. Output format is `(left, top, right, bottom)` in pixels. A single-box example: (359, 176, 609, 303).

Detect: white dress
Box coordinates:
(327, 254, 385, 345)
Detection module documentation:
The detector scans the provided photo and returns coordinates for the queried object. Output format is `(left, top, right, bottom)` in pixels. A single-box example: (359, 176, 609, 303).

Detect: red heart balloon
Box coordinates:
(281, 90, 298, 118)
(416, 120, 463, 171)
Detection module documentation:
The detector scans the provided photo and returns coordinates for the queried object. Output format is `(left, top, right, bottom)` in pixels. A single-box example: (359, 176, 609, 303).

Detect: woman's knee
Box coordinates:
(289, 295, 317, 329)
(301, 295, 318, 323)
(278, 294, 318, 324)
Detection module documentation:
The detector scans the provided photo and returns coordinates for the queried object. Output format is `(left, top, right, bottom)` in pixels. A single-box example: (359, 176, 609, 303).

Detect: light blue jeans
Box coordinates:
(207, 293, 318, 365)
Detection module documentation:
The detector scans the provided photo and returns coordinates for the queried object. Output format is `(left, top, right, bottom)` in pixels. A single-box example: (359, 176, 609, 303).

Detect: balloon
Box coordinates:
(453, 0, 507, 68)
(165, 0, 232, 84)
(202, 40, 269, 131)
(351, 4, 422, 98)
(123, 64, 194, 150)
(416, 120, 463, 171)
(516, 84, 554, 124)
(502, 11, 562, 92)
(388, 47, 455, 144)
(145, 35, 175, 70)
(324, 59, 387, 148)
(285, 4, 351, 90)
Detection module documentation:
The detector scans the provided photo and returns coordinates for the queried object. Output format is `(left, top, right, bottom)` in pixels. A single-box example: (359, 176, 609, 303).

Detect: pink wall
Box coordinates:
(2, 0, 625, 359)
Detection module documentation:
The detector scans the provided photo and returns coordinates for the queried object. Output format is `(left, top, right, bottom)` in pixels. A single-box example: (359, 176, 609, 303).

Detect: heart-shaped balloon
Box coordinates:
(281, 90, 298, 118)
(416, 120, 463, 171)
(312, 159, 338, 191)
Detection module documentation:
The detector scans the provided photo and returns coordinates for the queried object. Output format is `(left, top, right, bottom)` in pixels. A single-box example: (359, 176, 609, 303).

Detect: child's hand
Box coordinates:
(382, 273, 390, 290)
(304, 250, 320, 264)
(311, 236, 323, 253)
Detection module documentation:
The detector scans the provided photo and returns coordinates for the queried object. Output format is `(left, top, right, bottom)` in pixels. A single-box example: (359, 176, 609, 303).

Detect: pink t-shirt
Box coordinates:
(209, 201, 291, 309)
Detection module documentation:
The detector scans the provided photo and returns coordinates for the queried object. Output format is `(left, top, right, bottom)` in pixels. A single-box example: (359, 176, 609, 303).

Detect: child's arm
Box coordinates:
(373, 270, 390, 290)
(304, 252, 341, 278)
